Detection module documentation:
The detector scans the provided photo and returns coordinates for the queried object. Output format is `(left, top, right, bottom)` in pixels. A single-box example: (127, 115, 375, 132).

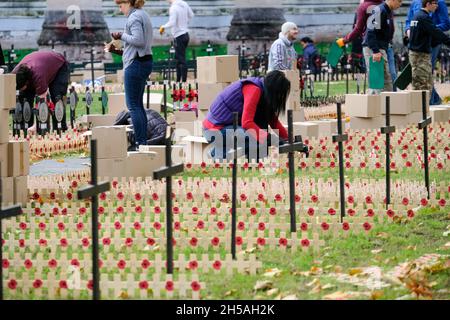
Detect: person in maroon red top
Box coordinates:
(12, 50, 70, 131)
(336, 0, 383, 47)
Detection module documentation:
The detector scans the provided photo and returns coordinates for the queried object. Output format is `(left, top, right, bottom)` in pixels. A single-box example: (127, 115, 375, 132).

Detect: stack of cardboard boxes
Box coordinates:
(430, 105, 450, 123)
(345, 91, 430, 130)
(0, 74, 29, 206)
(280, 69, 305, 125)
(92, 126, 183, 179)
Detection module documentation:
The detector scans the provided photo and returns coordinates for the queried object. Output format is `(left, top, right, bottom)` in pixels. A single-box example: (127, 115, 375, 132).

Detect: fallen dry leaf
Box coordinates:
(322, 283, 336, 290)
(266, 288, 279, 296)
(282, 294, 298, 300)
(263, 268, 282, 278)
(224, 289, 236, 297)
(323, 291, 353, 300)
(306, 278, 320, 288)
(371, 249, 383, 254)
(376, 232, 389, 239)
(371, 291, 384, 300)
(254, 280, 273, 292)
(349, 268, 364, 276)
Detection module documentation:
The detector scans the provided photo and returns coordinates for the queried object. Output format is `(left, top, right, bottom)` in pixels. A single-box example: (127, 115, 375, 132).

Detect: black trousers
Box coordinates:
(174, 33, 190, 82)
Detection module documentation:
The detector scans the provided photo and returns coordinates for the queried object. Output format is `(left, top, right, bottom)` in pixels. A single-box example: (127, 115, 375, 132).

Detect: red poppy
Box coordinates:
(365, 208, 374, 217)
(240, 194, 247, 201)
(217, 221, 225, 230)
(407, 210, 415, 218)
(274, 194, 282, 202)
(87, 280, 94, 290)
(138, 281, 149, 290)
(102, 238, 111, 246)
(117, 260, 126, 270)
(257, 194, 265, 202)
(439, 199, 446, 207)
(2, 259, 10, 269)
(39, 239, 47, 247)
(173, 221, 180, 231)
(420, 198, 428, 206)
(100, 193, 107, 201)
(386, 209, 395, 218)
(365, 196, 373, 204)
(210, 207, 217, 215)
(79, 207, 87, 215)
(125, 238, 133, 247)
(214, 163, 221, 169)
(237, 221, 245, 231)
(279, 238, 288, 246)
(203, 192, 210, 200)
(311, 195, 318, 203)
(257, 237, 266, 246)
(67, 193, 73, 200)
(258, 162, 264, 169)
(82, 238, 90, 247)
(328, 208, 336, 216)
(134, 193, 142, 201)
(307, 207, 315, 216)
(173, 206, 179, 214)
(211, 237, 220, 246)
(71, 259, 80, 267)
(114, 221, 122, 230)
(375, 162, 381, 169)
(60, 238, 68, 247)
(165, 281, 174, 291)
(59, 280, 68, 289)
(50, 192, 56, 200)
(48, 259, 57, 268)
(147, 238, 155, 246)
(76, 222, 84, 231)
(116, 206, 124, 214)
(153, 222, 162, 230)
(189, 260, 198, 270)
(342, 222, 350, 231)
(186, 192, 193, 200)
(405, 161, 412, 167)
(212, 260, 222, 270)
(189, 237, 198, 247)
(117, 192, 124, 200)
(192, 207, 199, 214)
(321, 222, 330, 231)
(32, 192, 40, 200)
(390, 162, 396, 169)
(38, 222, 46, 231)
(258, 222, 266, 231)
(301, 239, 310, 247)
(52, 208, 59, 215)
(236, 236, 243, 246)
(33, 279, 43, 289)
(250, 207, 258, 215)
(19, 222, 27, 230)
(363, 222, 372, 231)
(7, 279, 17, 290)
(154, 206, 161, 214)
(196, 220, 205, 229)
(24, 259, 33, 269)
(347, 196, 354, 204)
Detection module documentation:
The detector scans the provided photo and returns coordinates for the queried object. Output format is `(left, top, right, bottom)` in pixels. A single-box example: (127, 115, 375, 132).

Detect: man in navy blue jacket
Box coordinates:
(405, 0, 450, 104)
(409, 0, 450, 92)
(363, 0, 403, 94)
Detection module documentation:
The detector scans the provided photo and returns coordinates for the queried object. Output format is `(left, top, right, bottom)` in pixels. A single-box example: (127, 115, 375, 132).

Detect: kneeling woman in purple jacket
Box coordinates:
(203, 70, 291, 161)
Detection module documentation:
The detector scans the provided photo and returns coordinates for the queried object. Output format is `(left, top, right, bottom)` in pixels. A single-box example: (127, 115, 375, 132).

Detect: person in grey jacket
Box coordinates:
(107, 0, 153, 150)
(268, 22, 299, 71)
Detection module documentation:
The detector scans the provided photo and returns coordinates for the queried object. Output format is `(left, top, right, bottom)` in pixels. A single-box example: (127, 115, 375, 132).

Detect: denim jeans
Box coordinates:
(387, 46, 397, 92)
(124, 58, 153, 146)
(430, 45, 442, 105)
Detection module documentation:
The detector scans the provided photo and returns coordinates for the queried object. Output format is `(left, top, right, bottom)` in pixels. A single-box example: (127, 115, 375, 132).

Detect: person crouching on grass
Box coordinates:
(202, 71, 291, 162)
(106, 0, 153, 150)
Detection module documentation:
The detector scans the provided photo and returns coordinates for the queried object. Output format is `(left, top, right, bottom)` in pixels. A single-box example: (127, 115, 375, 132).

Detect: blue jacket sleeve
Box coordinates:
(405, 2, 415, 32)
(435, 1, 450, 32)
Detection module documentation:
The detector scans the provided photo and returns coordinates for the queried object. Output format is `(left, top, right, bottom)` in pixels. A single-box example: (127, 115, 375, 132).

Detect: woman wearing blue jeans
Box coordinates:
(107, 0, 153, 149)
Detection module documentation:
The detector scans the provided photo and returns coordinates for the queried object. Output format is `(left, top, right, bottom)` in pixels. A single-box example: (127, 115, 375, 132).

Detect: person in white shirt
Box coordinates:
(160, 0, 194, 82)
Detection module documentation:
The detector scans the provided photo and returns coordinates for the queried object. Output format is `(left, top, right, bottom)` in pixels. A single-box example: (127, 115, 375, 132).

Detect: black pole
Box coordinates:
(231, 113, 238, 259)
(336, 103, 346, 222)
(385, 97, 391, 208)
(421, 91, 430, 199)
(163, 81, 168, 120)
(287, 110, 296, 232)
(90, 141, 100, 300)
(146, 81, 151, 110)
(165, 138, 174, 274)
(238, 45, 242, 79)
(90, 48, 95, 93)
(326, 65, 331, 98)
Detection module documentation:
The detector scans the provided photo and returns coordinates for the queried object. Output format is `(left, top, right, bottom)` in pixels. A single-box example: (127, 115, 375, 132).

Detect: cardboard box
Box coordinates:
(349, 116, 383, 130)
(197, 55, 239, 83)
(108, 93, 126, 116)
(174, 110, 197, 122)
(97, 158, 127, 179)
(311, 120, 342, 138)
(381, 92, 411, 115)
(142, 93, 163, 112)
(138, 145, 184, 164)
(0, 74, 16, 110)
(82, 70, 105, 82)
(175, 121, 203, 141)
(430, 107, 449, 123)
(13, 175, 28, 205)
(280, 109, 305, 125)
(390, 114, 410, 129)
(92, 126, 128, 159)
(182, 136, 211, 164)
(7, 140, 30, 177)
(345, 94, 381, 118)
(0, 143, 8, 177)
(126, 151, 162, 178)
(197, 82, 230, 110)
(408, 112, 425, 125)
(292, 122, 319, 138)
(0, 176, 14, 205)
(408, 90, 430, 113)
(0, 109, 10, 143)
(79, 114, 117, 128)
(282, 70, 301, 92)
(70, 73, 84, 83)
